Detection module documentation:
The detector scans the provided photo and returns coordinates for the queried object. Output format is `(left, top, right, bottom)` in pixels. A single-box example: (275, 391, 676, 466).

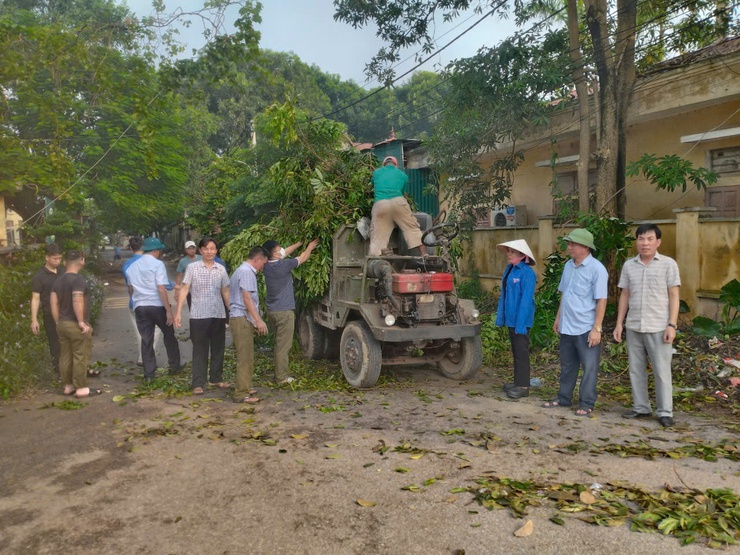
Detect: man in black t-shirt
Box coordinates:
(30, 243, 64, 376)
(51, 250, 98, 397)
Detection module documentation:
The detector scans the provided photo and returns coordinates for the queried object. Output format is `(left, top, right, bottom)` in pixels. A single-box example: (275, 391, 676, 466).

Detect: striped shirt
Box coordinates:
(183, 260, 230, 319)
(618, 253, 681, 333)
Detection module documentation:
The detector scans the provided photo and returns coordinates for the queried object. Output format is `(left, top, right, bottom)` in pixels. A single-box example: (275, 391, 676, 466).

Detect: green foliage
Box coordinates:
(222, 100, 376, 305)
(692, 279, 740, 337)
(531, 251, 567, 349)
(626, 153, 718, 193)
(455, 275, 508, 365)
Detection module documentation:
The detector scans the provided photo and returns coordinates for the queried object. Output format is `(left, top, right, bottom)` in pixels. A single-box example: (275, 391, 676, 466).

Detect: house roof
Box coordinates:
(641, 36, 740, 76)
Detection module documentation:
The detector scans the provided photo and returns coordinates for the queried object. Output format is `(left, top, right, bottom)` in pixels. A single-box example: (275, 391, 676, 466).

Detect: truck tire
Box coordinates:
(298, 310, 327, 360)
(437, 335, 482, 380)
(340, 321, 382, 388)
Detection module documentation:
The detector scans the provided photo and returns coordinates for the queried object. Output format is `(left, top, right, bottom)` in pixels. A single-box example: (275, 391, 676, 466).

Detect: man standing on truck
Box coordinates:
(368, 156, 426, 256)
(262, 238, 319, 383)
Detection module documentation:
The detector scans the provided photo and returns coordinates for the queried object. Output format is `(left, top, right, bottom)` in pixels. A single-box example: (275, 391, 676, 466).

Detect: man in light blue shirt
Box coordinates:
(126, 237, 181, 382)
(229, 246, 268, 403)
(542, 228, 607, 415)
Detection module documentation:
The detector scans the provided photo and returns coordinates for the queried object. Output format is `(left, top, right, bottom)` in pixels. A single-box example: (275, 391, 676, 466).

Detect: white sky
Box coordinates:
(124, 0, 517, 87)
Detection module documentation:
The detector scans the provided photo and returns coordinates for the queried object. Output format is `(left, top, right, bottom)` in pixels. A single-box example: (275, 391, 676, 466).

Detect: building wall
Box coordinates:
(460, 213, 739, 318)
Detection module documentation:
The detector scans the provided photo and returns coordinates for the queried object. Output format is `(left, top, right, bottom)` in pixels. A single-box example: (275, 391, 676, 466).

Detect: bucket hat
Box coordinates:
(142, 237, 166, 252)
(496, 239, 536, 265)
(561, 228, 596, 250)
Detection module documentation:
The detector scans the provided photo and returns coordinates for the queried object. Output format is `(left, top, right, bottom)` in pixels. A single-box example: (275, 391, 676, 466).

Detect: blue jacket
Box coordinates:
(495, 261, 536, 335)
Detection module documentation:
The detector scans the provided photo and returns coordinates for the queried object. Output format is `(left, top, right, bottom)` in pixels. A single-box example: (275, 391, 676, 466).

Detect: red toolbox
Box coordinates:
(391, 272, 453, 293)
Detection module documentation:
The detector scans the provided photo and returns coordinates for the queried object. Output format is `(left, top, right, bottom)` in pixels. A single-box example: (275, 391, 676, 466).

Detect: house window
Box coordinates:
(710, 147, 740, 175)
(707, 186, 739, 217)
(552, 170, 597, 215)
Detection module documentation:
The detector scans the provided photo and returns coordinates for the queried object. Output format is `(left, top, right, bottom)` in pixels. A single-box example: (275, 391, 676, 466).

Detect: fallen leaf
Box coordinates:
(356, 499, 376, 507)
(410, 453, 424, 460)
(394, 467, 411, 473)
(112, 395, 126, 403)
(291, 434, 309, 439)
(579, 491, 597, 504)
(326, 454, 341, 459)
(514, 520, 534, 537)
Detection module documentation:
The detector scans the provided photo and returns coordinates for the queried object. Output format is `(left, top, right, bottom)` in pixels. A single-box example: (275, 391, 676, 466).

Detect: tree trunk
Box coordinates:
(585, 0, 637, 218)
(567, 0, 592, 213)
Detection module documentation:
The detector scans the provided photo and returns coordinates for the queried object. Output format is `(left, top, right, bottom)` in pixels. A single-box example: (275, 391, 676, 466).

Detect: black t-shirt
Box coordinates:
(51, 273, 89, 322)
(31, 265, 65, 314)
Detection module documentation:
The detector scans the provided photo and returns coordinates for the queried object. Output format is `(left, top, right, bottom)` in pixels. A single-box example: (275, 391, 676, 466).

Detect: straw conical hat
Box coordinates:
(496, 239, 536, 265)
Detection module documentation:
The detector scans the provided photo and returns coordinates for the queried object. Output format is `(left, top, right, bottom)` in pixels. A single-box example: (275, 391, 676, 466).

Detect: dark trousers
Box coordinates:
(557, 332, 600, 409)
(43, 311, 61, 374)
(508, 327, 531, 387)
(134, 305, 181, 380)
(190, 318, 226, 388)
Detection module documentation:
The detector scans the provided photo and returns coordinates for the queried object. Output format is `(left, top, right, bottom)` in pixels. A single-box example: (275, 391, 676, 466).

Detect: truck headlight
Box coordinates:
(385, 314, 396, 326)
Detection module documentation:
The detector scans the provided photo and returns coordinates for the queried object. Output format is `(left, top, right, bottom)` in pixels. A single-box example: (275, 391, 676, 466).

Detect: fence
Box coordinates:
(460, 207, 739, 319)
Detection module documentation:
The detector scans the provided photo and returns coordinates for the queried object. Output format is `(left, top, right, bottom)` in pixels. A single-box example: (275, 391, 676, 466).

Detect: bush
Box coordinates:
(0, 247, 106, 399)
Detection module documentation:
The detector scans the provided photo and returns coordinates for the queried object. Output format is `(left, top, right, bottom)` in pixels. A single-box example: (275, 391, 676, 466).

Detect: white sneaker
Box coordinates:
(279, 377, 295, 384)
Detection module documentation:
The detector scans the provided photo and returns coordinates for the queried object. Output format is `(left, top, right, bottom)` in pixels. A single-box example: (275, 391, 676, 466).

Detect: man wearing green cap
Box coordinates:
(542, 228, 608, 416)
(126, 237, 181, 382)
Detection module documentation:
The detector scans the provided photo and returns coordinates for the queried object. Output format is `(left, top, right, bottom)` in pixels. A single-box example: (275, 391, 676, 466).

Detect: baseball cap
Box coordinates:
(184, 240, 196, 249)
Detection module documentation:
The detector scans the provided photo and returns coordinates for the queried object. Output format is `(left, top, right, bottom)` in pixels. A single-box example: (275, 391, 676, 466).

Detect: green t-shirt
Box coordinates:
(372, 165, 408, 201)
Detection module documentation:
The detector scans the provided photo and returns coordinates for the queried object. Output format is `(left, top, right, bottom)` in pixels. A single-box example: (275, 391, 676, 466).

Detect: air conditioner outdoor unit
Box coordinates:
(491, 205, 527, 227)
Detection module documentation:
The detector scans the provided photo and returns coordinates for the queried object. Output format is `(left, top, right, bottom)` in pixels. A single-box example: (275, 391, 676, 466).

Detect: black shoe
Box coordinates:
(168, 366, 182, 376)
(622, 410, 652, 419)
(503, 383, 516, 392)
(506, 386, 529, 399)
(658, 416, 675, 427)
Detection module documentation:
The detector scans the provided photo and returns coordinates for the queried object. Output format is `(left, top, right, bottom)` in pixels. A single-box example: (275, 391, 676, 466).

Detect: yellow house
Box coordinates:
(481, 37, 740, 225)
(463, 38, 740, 316)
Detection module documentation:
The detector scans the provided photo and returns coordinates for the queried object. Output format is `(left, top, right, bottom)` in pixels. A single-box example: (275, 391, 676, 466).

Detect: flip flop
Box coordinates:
(237, 396, 260, 404)
(575, 407, 594, 416)
(74, 388, 103, 398)
(193, 387, 205, 395)
(209, 382, 231, 389)
(87, 369, 101, 377)
(63, 386, 76, 395)
(541, 400, 562, 408)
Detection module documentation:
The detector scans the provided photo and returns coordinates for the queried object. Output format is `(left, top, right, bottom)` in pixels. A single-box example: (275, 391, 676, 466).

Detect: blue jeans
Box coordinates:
(557, 332, 600, 409)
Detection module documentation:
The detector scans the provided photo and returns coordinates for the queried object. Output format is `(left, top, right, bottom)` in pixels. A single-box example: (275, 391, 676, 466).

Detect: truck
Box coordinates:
(297, 214, 483, 388)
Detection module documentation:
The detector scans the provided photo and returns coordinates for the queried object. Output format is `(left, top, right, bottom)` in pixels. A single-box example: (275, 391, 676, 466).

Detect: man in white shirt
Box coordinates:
(126, 237, 181, 383)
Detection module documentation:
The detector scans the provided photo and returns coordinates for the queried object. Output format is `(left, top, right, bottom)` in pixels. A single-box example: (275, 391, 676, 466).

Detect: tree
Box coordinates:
(0, 0, 262, 238)
(334, 0, 738, 218)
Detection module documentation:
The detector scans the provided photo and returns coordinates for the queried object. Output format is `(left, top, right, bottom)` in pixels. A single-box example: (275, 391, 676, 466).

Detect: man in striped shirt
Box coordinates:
(614, 224, 681, 427)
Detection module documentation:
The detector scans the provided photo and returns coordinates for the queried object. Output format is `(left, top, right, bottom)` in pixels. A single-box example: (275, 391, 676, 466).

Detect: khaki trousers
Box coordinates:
(268, 310, 294, 381)
(369, 197, 423, 255)
(231, 316, 255, 400)
(57, 320, 92, 389)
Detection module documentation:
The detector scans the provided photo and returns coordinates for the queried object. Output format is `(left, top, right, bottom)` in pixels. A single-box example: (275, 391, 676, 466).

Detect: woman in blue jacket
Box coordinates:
(495, 239, 537, 399)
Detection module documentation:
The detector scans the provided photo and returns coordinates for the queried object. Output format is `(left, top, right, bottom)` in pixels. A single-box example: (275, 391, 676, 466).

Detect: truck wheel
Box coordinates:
(298, 310, 327, 360)
(438, 336, 482, 380)
(340, 321, 382, 388)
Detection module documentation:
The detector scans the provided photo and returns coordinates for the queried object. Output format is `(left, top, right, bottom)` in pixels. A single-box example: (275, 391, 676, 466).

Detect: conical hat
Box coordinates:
(496, 239, 536, 265)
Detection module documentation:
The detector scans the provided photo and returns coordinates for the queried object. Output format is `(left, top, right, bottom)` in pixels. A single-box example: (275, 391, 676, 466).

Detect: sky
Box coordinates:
(124, 0, 518, 87)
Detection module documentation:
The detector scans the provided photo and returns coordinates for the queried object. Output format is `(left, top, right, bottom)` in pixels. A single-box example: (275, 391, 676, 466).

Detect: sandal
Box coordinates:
(193, 387, 205, 395)
(209, 382, 231, 389)
(87, 368, 101, 377)
(575, 407, 594, 416)
(236, 396, 260, 404)
(541, 400, 562, 408)
(63, 385, 76, 395)
(74, 388, 103, 398)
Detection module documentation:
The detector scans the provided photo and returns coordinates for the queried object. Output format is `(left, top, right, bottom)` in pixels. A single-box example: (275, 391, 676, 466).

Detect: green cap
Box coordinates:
(562, 228, 596, 250)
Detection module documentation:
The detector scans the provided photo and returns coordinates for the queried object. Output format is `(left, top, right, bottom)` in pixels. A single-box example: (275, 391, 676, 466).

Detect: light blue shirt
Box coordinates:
(229, 262, 259, 325)
(558, 254, 608, 335)
(126, 254, 170, 309)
